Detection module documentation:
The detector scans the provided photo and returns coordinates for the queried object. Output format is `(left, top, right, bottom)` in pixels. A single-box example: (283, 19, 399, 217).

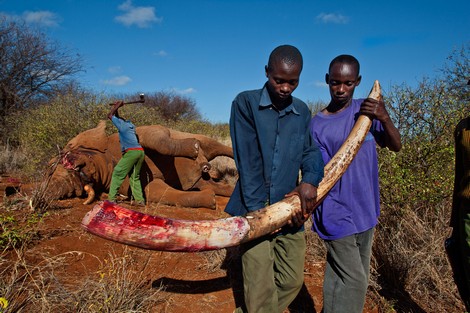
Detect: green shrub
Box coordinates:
(7, 91, 108, 175)
(0, 203, 43, 251)
(371, 45, 469, 311)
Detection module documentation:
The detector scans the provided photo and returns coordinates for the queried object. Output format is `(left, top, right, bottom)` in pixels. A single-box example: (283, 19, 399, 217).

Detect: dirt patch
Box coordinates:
(1, 177, 380, 312)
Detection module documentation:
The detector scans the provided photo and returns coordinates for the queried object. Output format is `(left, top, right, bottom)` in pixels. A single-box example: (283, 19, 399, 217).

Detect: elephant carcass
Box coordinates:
(46, 122, 235, 209)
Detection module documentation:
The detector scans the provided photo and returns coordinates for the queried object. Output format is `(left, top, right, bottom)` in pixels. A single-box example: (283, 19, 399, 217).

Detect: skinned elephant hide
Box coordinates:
(46, 121, 235, 209)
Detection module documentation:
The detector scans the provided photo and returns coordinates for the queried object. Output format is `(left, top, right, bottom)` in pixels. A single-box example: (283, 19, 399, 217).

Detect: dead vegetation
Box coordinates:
(371, 203, 462, 312)
(0, 244, 166, 313)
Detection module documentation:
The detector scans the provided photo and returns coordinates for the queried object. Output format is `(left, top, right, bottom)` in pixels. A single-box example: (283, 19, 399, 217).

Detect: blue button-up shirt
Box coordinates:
(111, 115, 142, 152)
(225, 85, 324, 217)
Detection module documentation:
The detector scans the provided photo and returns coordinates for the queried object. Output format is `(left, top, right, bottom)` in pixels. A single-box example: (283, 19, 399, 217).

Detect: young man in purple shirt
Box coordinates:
(226, 45, 324, 313)
(309, 55, 401, 313)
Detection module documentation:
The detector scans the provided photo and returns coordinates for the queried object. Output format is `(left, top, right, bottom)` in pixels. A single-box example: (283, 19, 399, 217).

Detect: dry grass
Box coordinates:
(0, 245, 167, 313)
(0, 144, 27, 176)
(28, 176, 56, 214)
(197, 249, 229, 273)
(372, 203, 462, 313)
(1, 192, 167, 313)
(67, 250, 166, 312)
(304, 218, 326, 263)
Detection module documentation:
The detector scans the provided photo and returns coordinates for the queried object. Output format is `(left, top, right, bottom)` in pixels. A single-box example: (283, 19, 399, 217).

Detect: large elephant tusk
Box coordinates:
(81, 81, 382, 252)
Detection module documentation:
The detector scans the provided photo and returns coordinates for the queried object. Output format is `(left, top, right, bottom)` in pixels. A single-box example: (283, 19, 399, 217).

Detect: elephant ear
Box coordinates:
(65, 120, 108, 153)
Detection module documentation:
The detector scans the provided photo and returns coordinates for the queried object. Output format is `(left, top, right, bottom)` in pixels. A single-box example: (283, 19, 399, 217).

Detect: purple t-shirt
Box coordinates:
(309, 99, 385, 240)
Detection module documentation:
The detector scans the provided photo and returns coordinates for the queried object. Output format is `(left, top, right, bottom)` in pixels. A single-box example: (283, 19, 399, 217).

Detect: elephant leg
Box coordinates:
(137, 126, 200, 159)
(193, 179, 234, 197)
(169, 131, 234, 160)
(198, 140, 234, 160)
(145, 179, 216, 209)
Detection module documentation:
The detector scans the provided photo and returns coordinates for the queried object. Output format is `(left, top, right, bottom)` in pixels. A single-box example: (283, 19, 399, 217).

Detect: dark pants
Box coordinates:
(322, 228, 374, 313)
(458, 199, 470, 300)
(234, 231, 306, 313)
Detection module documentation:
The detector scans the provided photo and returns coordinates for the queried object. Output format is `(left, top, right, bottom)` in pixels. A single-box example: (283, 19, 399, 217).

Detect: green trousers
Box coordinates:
(234, 231, 306, 313)
(108, 149, 145, 202)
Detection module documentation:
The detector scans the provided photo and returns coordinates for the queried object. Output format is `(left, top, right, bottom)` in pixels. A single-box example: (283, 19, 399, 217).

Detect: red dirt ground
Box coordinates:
(1, 176, 379, 312)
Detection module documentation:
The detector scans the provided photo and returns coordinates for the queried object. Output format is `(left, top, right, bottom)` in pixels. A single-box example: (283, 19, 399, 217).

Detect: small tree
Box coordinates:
(380, 43, 469, 211)
(8, 88, 107, 174)
(0, 17, 83, 138)
(143, 91, 201, 122)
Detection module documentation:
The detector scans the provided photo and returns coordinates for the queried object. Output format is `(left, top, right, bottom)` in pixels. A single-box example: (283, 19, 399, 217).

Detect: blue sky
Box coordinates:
(1, 1, 469, 123)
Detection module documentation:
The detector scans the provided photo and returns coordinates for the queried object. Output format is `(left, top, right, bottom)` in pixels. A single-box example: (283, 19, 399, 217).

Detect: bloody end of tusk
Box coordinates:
(81, 200, 251, 252)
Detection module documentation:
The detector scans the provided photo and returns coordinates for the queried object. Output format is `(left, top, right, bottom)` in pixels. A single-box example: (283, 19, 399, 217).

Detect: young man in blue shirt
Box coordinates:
(107, 100, 145, 206)
(309, 55, 401, 313)
(226, 45, 324, 313)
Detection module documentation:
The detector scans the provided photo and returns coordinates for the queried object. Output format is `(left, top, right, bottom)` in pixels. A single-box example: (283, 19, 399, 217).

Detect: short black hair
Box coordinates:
(267, 45, 303, 71)
(329, 54, 360, 77)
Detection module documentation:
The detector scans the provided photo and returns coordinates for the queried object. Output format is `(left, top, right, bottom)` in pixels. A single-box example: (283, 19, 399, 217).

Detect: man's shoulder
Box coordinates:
(292, 96, 310, 115)
(455, 116, 470, 137)
(352, 98, 365, 109)
(293, 95, 308, 105)
(112, 115, 133, 129)
(235, 88, 263, 100)
(232, 88, 264, 111)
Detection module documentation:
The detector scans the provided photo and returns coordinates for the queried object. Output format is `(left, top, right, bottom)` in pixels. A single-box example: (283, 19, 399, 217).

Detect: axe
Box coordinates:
(108, 94, 145, 105)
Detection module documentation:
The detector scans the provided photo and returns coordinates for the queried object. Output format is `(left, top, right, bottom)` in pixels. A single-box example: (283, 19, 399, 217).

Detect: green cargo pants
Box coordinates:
(234, 230, 306, 313)
(108, 149, 145, 202)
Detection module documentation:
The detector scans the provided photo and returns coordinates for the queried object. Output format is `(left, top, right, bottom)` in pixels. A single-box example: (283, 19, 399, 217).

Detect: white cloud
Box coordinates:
(155, 50, 168, 57)
(169, 87, 196, 95)
(0, 11, 61, 27)
(313, 80, 328, 88)
(305, 80, 328, 88)
(316, 13, 349, 24)
(108, 66, 122, 74)
(23, 10, 61, 27)
(115, 0, 162, 28)
(103, 75, 132, 86)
